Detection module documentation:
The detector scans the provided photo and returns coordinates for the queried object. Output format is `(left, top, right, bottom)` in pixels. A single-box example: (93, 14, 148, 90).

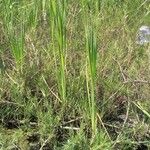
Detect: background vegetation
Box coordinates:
(0, 0, 150, 149)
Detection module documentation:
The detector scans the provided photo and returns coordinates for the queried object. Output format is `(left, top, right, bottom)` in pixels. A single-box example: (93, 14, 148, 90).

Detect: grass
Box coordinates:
(0, 0, 150, 149)
(85, 26, 97, 137)
(50, 0, 67, 104)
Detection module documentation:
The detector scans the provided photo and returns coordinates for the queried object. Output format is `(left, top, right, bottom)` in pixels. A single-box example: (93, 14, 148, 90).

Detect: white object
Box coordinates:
(136, 25, 150, 45)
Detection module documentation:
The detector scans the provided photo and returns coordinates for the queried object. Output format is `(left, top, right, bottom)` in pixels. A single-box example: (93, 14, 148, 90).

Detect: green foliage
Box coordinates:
(0, 0, 149, 149)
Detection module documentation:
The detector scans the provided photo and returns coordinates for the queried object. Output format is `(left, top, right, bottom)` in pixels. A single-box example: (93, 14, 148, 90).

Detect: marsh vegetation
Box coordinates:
(0, 0, 150, 149)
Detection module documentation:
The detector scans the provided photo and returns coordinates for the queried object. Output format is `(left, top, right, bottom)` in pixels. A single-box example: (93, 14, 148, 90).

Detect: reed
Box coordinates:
(3, 0, 25, 71)
(50, 0, 67, 103)
(86, 25, 97, 137)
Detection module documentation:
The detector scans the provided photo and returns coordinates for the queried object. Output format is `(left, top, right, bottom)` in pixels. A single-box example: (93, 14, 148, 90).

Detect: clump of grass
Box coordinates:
(0, 0, 150, 149)
(2, 0, 26, 71)
(85, 26, 97, 136)
(50, 0, 67, 104)
(10, 24, 25, 72)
